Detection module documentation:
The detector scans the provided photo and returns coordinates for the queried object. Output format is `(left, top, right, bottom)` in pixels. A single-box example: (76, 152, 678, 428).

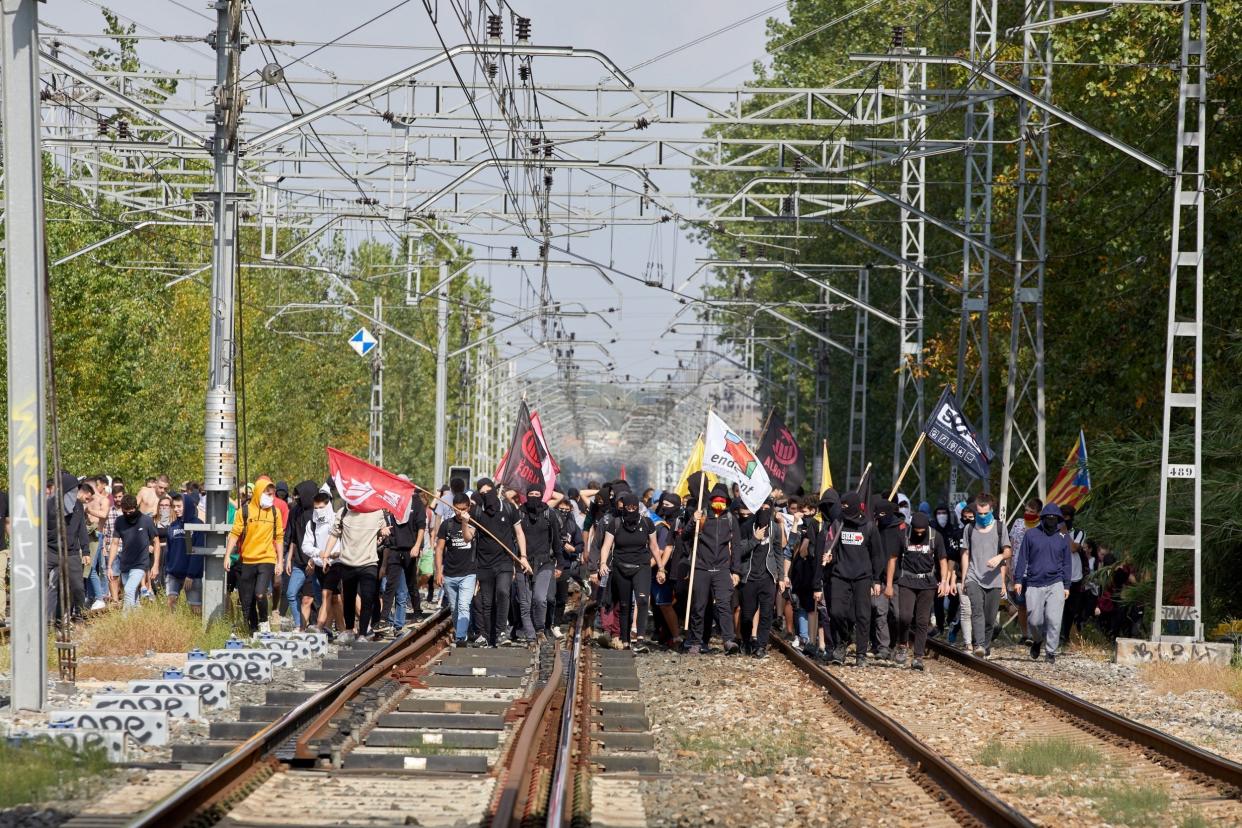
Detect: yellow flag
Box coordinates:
(675, 435, 716, 499)
(819, 439, 833, 495)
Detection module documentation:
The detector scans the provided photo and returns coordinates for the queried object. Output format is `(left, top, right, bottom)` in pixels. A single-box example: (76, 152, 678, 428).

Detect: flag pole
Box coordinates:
(682, 470, 708, 631)
(855, 461, 872, 494)
(888, 432, 927, 500)
(413, 483, 529, 572)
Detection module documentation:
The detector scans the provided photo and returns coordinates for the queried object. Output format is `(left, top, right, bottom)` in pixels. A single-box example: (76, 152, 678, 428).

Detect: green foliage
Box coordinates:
(976, 736, 1102, 776)
(0, 740, 112, 808)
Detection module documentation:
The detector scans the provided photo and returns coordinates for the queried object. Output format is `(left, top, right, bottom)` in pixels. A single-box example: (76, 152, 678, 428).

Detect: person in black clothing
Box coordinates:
(517, 486, 560, 643)
(283, 481, 322, 631)
(378, 497, 425, 632)
(930, 502, 961, 637)
(785, 496, 819, 654)
(435, 492, 477, 645)
(650, 492, 683, 649)
(681, 483, 741, 655)
(551, 496, 584, 632)
(469, 478, 529, 647)
(818, 491, 885, 667)
(738, 499, 781, 657)
(892, 512, 949, 669)
(869, 495, 903, 660)
(599, 492, 661, 652)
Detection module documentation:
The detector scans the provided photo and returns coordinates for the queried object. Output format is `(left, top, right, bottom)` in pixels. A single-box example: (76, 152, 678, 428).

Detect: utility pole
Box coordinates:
(369, 295, 384, 466)
(3, 0, 49, 711)
(195, 0, 244, 626)
(847, 267, 870, 489)
(433, 262, 449, 487)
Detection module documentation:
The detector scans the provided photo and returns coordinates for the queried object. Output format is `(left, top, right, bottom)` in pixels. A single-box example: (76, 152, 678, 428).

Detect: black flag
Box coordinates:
(756, 411, 806, 495)
(923, 388, 992, 480)
(497, 401, 547, 493)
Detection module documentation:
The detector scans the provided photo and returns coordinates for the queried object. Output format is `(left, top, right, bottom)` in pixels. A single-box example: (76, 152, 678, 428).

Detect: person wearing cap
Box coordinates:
(816, 491, 885, 667)
(681, 482, 742, 655)
(892, 512, 949, 670)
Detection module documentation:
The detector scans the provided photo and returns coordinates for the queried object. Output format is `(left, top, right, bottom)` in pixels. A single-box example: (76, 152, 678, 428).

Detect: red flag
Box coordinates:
(529, 411, 559, 499)
(326, 447, 417, 522)
(619, 463, 627, 481)
(498, 401, 548, 495)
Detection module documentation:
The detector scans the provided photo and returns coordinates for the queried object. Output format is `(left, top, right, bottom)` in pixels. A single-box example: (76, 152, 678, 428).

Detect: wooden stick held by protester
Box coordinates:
(682, 472, 708, 630)
(413, 483, 530, 573)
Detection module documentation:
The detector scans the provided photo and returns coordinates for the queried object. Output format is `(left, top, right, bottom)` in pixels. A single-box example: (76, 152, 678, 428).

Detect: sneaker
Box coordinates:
(470, 635, 489, 648)
(258, 621, 271, 633)
(972, 645, 986, 658)
(830, 647, 846, 666)
(372, 620, 392, 634)
(1045, 653, 1056, 664)
(752, 646, 768, 660)
(369, 632, 385, 642)
(337, 631, 357, 645)
(89, 599, 107, 611)
(854, 654, 867, 668)
(608, 636, 626, 650)
(631, 638, 650, 654)
(724, 641, 741, 655)
(894, 647, 908, 666)
(876, 646, 891, 661)
(496, 633, 512, 648)
(1030, 639, 1042, 660)
(984, 647, 993, 660)
(550, 627, 564, 640)
(911, 658, 925, 671)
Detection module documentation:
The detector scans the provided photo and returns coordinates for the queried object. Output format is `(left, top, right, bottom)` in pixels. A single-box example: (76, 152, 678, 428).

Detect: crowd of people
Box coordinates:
(19, 467, 1140, 661)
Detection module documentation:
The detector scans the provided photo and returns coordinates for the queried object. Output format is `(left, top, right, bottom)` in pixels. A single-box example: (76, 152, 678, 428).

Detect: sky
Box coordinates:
(45, 0, 786, 383)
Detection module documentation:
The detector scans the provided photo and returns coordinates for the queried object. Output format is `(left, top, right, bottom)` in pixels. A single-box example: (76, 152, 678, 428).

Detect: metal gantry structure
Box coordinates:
(0, 1, 1217, 706)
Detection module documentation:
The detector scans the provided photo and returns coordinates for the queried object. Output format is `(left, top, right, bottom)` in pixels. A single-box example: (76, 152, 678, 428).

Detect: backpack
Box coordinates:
(235, 501, 277, 551)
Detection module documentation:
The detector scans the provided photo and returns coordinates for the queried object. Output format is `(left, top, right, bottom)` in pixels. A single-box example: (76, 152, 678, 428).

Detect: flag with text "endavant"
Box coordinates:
(703, 410, 773, 512)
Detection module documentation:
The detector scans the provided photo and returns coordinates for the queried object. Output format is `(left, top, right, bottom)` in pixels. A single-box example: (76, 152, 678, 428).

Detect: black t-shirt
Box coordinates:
(115, 512, 158, 572)
(472, 502, 517, 571)
(437, 518, 475, 578)
(519, 507, 558, 570)
(611, 515, 656, 566)
(898, 530, 947, 589)
(388, 510, 427, 550)
(748, 532, 776, 582)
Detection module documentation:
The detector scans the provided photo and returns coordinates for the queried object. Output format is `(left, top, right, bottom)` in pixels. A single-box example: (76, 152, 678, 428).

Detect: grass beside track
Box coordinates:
(0, 740, 112, 809)
(977, 736, 1102, 776)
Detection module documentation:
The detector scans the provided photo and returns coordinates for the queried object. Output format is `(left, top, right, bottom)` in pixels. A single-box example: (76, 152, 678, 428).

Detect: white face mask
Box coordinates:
(260, 493, 274, 508)
(314, 505, 332, 521)
(935, 513, 948, 527)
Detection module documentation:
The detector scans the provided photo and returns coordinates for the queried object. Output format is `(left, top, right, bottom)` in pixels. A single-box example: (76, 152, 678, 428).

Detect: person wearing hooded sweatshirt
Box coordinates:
(1013, 503, 1073, 663)
(650, 492, 683, 649)
(588, 481, 628, 648)
(470, 477, 529, 647)
(164, 494, 204, 614)
(738, 499, 781, 658)
(225, 476, 284, 633)
(892, 512, 949, 669)
(681, 483, 742, 654)
(283, 480, 322, 631)
(931, 502, 962, 638)
(869, 495, 904, 660)
(816, 491, 884, 667)
(600, 492, 662, 652)
(517, 485, 560, 643)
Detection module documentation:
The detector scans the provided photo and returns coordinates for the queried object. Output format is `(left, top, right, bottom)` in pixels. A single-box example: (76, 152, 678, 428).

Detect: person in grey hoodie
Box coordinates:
(1013, 503, 1073, 663)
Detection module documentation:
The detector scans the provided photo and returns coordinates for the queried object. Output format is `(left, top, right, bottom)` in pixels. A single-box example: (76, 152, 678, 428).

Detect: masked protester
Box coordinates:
(551, 497, 585, 635)
(952, 500, 977, 650)
(1013, 503, 1073, 663)
(959, 493, 1012, 658)
(1060, 503, 1088, 641)
(224, 476, 284, 633)
(650, 492, 684, 649)
(931, 502, 961, 638)
(737, 498, 781, 658)
(869, 495, 903, 661)
(815, 491, 884, 667)
(587, 481, 628, 648)
(892, 512, 949, 669)
(469, 478, 530, 647)
(681, 483, 742, 655)
(517, 486, 560, 644)
(599, 492, 661, 652)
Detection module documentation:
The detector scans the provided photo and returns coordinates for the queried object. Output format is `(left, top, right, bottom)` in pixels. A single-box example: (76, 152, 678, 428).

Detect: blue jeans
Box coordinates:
(122, 568, 146, 608)
(795, 606, 810, 644)
(443, 574, 476, 641)
(86, 541, 107, 602)
(285, 567, 320, 629)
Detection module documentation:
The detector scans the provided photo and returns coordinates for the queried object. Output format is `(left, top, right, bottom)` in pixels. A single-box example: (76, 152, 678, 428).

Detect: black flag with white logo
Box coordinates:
(923, 387, 992, 480)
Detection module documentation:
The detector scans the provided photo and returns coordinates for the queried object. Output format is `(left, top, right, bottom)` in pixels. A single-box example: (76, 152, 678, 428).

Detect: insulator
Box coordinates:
(117, 119, 130, 139)
(518, 64, 530, 81)
(486, 62, 498, 80)
(97, 118, 109, 137)
(636, 117, 650, 130)
(516, 17, 531, 42)
(543, 143, 553, 158)
(891, 25, 906, 48)
(510, 246, 519, 259)
(544, 173, 553, 190)
(487, 14, 503, 41)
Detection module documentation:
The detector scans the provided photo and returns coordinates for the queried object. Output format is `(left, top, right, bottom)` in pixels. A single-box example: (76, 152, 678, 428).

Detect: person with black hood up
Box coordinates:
(46, 472, 91, 620)
(650, 491, 683, 649)
(785, 495, 821, 654)
(891, 512, 949, 670)
(283, 480, 322, 631)
(808, 489, 841, 659)
(587, 480, 628, 648)
(817, 491, 884, 667)
(469, 477, 529, 647)
(682, 482, 741, 655)
(599, 492, 661, 652)
(930, 502, 961, 638)
(377, 476, 426, 633)
(738, 499, 780, 658)
(1012, 503, 1072, 663)
(869, 495, 903, 661)
(516, 485, 561, 644)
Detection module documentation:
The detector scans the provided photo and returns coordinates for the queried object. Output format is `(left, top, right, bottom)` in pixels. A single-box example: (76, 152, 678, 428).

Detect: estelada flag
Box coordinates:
(756, 410, 806, 495)
(923, 387, 992, 480)
(674, 435, 717, 500)
(703, 410, 773, 512)
(326, 447, 417, 522)
(1046, 429, 1092, 510)
(498, 401, 548, 495)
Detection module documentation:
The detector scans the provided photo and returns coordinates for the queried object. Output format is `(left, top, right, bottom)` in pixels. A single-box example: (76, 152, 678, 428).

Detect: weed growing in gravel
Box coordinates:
(1178, 811, 1211, 828)
(976, 736, 1102, 776)
(0, 740, 112, 808)
(1139, 661, 1242, 706)
(79, 599, 235, 656)
(673, 729, 815, 777)
(1075, 783, 1171, 827)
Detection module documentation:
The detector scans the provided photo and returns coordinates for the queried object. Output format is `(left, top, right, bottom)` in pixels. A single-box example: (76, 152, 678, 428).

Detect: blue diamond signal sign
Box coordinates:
(349, 327, 377, 357)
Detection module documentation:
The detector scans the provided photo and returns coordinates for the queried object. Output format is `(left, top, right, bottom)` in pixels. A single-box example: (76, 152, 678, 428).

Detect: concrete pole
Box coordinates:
(433, 263, 449, 488)
(2, 0, 49, 711)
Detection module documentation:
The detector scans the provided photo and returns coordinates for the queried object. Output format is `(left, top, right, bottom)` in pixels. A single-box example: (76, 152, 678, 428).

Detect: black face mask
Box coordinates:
(657, 503, 678, 519)
(756, 506, 772, 528)
(911, 529, 927, 542)
(962, 513, 975, 526)
(525, 499, 546, 516)
(623, 509, 640, 529)
(481, 491, 500, 515)
(123, 511, 139, 523)
(1041, 515, 1060, 534)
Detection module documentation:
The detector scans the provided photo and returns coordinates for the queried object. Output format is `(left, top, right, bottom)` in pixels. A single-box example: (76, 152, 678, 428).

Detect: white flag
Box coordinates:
(702, 411, 772, 512)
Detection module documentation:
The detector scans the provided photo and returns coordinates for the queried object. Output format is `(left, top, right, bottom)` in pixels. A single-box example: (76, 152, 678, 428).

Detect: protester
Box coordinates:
(869, 495, 902, 660)
(108, 494, 160, 609)
(164, 494, 203, 613)
(959, 493, 1011, 658)
(1013, 503, 1073, 662)
(552, 495, 585, 635)
(599, 492, 661, 652)
(737, 499, 780, 658)
(304, 490, 346, 636)
(892, 512, 948, 670)
(283, 481, 321, 632)
(819, 491, 884, 667)
(322, 501, 385, 641)
(682, 483, 741, 655)
(650, 492, 682, 649)
(435, 492, 478, 645)
(378, 485, 425, 633)
(224, 476, 283, 634)
(470, 478, 529, 647)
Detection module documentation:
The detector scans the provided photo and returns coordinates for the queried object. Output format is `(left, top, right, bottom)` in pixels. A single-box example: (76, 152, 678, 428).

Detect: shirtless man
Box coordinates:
(137, 474, 170, 516)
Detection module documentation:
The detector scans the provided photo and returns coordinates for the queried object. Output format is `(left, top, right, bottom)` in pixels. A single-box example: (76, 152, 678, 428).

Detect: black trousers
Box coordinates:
(476, 567, 514, 644)
(237, 562, 275, 634)
(739, 577, 776, 651)
(339, 563, 379, 635)
(897, 585, 935, 657)
(380, 548, 411, 624)
(686, 567, 736, 648)
(829, 575, 872, 655)
(611, 562, 652, 644)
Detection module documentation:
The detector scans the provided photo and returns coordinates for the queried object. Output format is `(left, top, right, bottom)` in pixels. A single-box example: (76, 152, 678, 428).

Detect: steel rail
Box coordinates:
(771, 636, 1034, 828)
(492, 646, 565, 827)
(128, 609, 451, 828)
(928, 639, 1242, 791)
(546, 601, 588, 827)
